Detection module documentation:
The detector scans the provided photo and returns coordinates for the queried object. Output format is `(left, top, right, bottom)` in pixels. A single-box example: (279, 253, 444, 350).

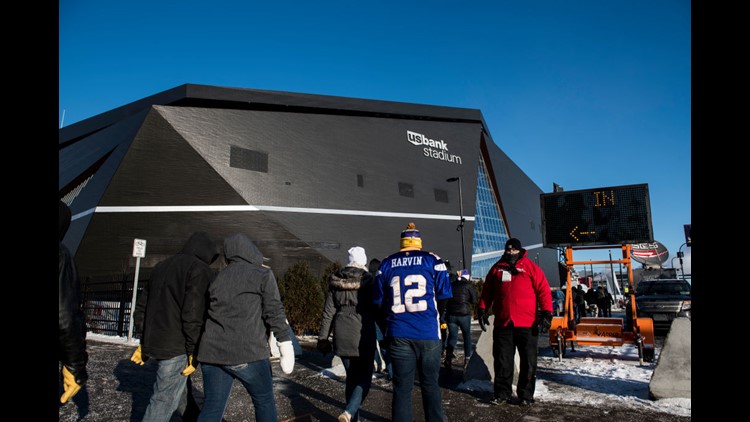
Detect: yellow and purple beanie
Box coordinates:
(400, 222, 422, 250)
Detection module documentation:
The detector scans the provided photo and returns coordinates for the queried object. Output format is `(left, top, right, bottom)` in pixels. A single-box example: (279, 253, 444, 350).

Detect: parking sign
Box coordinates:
(133, 238, 147, 258)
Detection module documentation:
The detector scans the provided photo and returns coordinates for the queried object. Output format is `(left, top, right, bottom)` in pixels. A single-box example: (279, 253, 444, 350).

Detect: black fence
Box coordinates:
(81, 274, 148, 339)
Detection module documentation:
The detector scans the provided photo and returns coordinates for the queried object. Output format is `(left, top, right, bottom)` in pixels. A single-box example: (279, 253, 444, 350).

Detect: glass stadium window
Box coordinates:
(470, 155, 510, 278)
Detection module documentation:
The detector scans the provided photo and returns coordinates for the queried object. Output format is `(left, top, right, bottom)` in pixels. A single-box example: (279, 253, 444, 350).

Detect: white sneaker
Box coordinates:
(338, 411, 351, 422)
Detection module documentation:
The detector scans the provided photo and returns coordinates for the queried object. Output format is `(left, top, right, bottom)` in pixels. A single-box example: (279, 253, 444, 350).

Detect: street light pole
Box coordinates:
(677, 242, 687, 279)
(446, 177, 467, 270)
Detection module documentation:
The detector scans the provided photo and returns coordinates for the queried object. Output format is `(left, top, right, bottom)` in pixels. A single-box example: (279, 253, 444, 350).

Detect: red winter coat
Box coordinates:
(479, 249, 553, 328)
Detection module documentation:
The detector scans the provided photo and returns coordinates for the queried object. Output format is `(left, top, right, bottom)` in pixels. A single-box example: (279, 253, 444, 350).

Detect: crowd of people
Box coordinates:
(569, 283, 615, 323)
(59, 212, 555, 421)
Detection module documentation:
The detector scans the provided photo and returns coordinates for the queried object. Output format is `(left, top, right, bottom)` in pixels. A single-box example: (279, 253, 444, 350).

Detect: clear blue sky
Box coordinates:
(59, 0, 691, 271)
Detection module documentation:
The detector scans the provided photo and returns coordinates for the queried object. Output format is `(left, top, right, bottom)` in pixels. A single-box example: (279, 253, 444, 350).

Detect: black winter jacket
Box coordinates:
(318, 266, 377, 359)
(445, 278, 478, 317)
(574, 288, 586, 306)
(133, 231, 217, 360)
(198, 233, 292, 365)
(59, 201, 88, 385)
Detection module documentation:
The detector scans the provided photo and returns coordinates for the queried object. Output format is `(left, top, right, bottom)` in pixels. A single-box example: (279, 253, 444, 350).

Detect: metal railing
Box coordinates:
(80, 274, 147, 339)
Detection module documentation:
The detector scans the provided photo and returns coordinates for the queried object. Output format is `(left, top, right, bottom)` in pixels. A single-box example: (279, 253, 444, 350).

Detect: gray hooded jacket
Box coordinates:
(198, 233, 292, 365)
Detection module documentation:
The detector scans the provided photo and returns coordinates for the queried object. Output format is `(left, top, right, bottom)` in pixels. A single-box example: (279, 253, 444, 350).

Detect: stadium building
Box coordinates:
(59, 84, 561, 288)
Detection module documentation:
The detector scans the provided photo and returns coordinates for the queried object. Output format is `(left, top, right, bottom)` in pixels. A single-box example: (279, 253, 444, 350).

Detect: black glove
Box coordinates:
(477, 309, 490, 332)
(316, 338, 333, 354)
(537, 310, 553, 334)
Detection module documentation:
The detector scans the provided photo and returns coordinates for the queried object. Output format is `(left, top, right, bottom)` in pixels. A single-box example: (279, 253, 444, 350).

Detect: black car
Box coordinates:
(627, 278, 691, 333)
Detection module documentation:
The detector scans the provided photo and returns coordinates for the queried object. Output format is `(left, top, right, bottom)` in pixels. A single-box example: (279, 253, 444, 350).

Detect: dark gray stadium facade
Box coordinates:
(59, 84, 561, 288)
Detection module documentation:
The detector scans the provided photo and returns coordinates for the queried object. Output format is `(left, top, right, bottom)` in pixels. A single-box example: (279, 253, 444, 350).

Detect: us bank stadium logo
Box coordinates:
(406, 130, 463, 164)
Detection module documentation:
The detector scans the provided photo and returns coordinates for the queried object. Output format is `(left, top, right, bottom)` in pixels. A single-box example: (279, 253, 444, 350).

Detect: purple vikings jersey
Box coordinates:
(373, 250, 453, 340)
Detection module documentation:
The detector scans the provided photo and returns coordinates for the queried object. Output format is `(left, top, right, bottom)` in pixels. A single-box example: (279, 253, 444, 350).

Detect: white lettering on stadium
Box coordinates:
(406, 130, 463, 165)
(390, 256, 423, 267)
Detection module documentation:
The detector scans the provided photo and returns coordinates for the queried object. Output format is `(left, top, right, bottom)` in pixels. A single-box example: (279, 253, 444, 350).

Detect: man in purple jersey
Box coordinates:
(373, 222, 452, 422)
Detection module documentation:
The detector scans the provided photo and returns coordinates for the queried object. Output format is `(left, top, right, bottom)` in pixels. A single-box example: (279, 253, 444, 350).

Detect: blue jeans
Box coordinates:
(374, 322, 393, 379)
(388, 337, 444, 422)
(142, 354, 188, 422)
(198, 360, 278, 422)
(341, 355, 374, 422)
(445, 314, 473, 360)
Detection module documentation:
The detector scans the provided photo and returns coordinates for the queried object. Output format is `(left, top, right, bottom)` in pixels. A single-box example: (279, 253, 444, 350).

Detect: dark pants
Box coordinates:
(491, 325, 539, 402)
(341, 355, 375, 422)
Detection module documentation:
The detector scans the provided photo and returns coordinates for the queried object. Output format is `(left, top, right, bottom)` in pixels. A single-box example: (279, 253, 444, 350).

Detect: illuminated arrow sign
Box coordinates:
(569, 226, 597, 241)
(540, 184, 654, 247)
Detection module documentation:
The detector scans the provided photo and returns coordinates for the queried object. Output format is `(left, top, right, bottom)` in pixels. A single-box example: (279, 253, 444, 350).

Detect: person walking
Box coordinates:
(437, 261, 459, 355)
(574, 285, 587, 323)
(59, 200, 88, 405)
(443, 269, 478, 370)
(317, 246, 378, 422)
(477, 238, 553, 406)
(584, 286, 599, 317)
(196, 232, 295, 422)
(130, 231, 218, 422)
(597, 286, 613, 317)
(372, 222, 453, 422)
(369, 258, 393, 380)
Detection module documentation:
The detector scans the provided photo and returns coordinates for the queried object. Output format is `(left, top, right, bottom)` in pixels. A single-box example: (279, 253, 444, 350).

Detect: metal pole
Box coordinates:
(457, 178, 466, 270)
(447, 177, 467, 270)
(127, 256, 142, 342)
(677, 242, 687, 279)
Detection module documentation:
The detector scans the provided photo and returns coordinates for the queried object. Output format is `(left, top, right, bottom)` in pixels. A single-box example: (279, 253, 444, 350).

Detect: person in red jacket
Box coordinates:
(477, 238, 553, 406)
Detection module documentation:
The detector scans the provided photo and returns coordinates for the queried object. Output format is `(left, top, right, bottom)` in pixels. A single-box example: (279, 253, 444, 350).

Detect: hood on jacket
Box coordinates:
(59, 200, 71, 242)
(329, 266, 368, 291)
(180, 231, 219, 265)
(223, 232, 265, 266)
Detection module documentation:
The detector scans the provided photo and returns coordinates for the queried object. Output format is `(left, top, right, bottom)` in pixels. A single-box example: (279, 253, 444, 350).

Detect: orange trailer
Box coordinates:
(549, 244, 655, 363)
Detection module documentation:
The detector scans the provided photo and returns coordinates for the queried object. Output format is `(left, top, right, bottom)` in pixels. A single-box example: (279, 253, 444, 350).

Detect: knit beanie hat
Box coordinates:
(505, 238, 522, 251)
(459, 269, 470, 280)
(400, 222, 422, 250)
(347, 246, 368, 270)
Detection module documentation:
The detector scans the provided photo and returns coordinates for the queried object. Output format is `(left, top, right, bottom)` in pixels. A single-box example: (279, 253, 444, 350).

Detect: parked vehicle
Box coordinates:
(627, 278, 691, 333)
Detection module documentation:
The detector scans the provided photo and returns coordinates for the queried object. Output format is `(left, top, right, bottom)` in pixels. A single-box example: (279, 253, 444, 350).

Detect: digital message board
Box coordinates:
(540, 184, 654, 247)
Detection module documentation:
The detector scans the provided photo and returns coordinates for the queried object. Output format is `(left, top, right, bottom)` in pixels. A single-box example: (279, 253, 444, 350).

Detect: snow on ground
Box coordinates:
(88, 332, 690, 417)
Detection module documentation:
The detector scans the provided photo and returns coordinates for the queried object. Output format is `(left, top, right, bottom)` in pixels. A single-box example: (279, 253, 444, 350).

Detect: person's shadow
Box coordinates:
(114, 358, 203, 422)
(59, 378, 90, 421)
(114, 358, 156, 421)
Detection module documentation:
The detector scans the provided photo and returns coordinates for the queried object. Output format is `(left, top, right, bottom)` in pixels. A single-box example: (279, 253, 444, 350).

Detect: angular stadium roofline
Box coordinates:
(59, 83, 561, 287)
(60, 84, 488, 142)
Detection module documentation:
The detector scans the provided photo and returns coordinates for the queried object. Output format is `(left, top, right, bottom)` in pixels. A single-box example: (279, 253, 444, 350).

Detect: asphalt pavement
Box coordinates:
(59, 314, 690, 422)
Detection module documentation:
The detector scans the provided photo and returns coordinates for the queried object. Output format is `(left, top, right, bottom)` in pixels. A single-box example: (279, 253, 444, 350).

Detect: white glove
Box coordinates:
(278, 340, 295, 374)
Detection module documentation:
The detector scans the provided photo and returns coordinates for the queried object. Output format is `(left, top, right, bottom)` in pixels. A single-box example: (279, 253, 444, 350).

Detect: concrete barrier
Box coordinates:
(463, 316, 520, 388)
(649, 317, 691, 399)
